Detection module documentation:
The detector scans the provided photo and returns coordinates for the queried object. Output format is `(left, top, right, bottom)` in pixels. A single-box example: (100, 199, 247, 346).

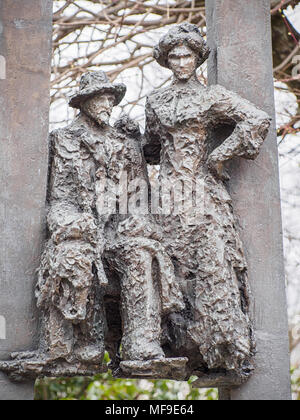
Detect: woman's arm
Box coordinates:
(208, 85, 272, 179)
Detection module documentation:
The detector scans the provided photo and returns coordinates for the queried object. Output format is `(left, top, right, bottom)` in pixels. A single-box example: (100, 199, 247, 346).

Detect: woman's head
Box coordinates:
(167, 43, 198, 81)
(154, 23, 210, 80)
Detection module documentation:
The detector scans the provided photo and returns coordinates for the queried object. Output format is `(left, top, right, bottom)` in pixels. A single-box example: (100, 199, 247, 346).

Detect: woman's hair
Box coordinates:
(154, 23, 210, 69)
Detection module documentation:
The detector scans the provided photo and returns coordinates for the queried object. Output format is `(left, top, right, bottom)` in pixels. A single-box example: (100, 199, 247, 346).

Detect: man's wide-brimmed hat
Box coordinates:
(154, 23, 210, 69)
(69, 71, 126, 109)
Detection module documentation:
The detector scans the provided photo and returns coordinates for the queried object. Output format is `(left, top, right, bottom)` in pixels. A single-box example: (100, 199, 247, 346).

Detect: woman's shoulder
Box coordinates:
(207, 83, 257, 106)
(207, 84, 271, 121)
(205, 83, 236, 100)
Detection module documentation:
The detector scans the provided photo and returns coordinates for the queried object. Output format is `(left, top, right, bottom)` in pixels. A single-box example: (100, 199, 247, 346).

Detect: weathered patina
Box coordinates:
(0, 25, 272, 387)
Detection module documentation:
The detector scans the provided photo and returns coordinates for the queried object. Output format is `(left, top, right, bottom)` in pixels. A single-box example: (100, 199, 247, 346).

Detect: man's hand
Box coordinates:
(49, 210, 98, 245)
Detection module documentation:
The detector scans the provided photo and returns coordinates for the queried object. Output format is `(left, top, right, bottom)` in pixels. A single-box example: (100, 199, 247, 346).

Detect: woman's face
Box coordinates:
(168, 44, 198, 81)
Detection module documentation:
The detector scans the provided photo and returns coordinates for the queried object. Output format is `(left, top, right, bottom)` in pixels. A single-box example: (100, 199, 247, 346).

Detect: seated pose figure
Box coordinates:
(0, 71, 185, 380)
(40, 71, 185, 368)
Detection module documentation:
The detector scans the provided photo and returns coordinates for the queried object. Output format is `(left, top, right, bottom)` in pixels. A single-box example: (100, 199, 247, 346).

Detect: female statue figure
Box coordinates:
(144, 23, 271, 379)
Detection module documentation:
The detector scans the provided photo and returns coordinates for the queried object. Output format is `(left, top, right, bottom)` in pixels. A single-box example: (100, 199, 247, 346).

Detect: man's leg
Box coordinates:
(47, 307, 74, 360)
(120, 248, 164, 361)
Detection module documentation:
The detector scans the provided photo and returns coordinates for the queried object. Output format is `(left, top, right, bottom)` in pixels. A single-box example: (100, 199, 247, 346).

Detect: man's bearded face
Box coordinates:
(82, 93, 115, 126)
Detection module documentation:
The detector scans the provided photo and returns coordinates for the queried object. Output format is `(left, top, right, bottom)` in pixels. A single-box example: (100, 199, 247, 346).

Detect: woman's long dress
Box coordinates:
(144, 80, 271, 372)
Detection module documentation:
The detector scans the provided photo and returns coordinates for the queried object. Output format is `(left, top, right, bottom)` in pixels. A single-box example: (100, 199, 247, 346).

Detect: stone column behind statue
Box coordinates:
(0, 1, 52, 400)
(206, 0, 291, 400)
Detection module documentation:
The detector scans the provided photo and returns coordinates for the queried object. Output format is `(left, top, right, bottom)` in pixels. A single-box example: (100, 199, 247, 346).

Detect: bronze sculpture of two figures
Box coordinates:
(0, 24, 271, 387)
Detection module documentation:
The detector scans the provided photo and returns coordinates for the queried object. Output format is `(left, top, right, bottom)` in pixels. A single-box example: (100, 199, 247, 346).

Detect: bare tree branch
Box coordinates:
(51, 0, 300, 138)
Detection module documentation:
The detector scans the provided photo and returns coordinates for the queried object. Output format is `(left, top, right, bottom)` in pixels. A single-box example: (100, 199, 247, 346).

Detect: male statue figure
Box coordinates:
(0, 71, 185, 380)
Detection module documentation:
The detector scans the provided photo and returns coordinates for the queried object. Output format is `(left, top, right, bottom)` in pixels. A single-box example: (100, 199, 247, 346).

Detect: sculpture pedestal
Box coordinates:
(0, 355, 107, 382)
(119, 358, 189, 381)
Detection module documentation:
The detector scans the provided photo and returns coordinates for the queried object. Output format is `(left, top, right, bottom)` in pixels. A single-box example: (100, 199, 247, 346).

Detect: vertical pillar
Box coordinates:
(206, 0, 291, 400)
(0, 0, 52, 400)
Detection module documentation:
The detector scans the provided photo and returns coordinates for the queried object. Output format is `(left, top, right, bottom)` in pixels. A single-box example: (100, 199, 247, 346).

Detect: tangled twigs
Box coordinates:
(51, 0, 300, 138)
(51, 1, 207, 117)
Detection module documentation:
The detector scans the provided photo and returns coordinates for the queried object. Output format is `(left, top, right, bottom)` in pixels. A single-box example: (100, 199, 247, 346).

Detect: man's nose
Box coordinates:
(180, 58, 187, 67)
(104, 97, 110, 108)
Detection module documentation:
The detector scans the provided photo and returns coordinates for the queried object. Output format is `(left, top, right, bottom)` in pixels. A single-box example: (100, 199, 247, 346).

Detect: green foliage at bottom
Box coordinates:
(34, 352, 218, 401)
(34, 354, 300, 401)
(34, 369, 300, 400)
(291, 368, 300, 400)
(34, 371, 218, 401)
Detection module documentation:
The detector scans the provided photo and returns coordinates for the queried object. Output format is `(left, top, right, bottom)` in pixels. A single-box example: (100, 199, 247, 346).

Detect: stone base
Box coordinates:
(0, 354, 107, 382)
(0, 352, 251, 387)
(191, 369, 252, 389)
(118, 357, 189, 381)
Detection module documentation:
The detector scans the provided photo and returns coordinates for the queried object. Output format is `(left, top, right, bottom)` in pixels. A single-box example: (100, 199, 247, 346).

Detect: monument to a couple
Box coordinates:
(0, 0, 292, 400)
(0, 23, 271, 384)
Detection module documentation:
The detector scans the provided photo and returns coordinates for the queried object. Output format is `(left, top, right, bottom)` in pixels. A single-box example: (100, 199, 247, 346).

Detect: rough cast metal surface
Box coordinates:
(206, 0, 291, 400)
(0, 72, 184, 380)
(1, 25, 272, 387)
(143, 23, 270, 382)
(119, 358, 189, 381)
(0, 0, 52, 399)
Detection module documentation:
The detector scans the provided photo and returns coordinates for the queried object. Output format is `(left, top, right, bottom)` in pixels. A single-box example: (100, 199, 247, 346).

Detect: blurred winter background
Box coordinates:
(38, 0, 300, 400)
